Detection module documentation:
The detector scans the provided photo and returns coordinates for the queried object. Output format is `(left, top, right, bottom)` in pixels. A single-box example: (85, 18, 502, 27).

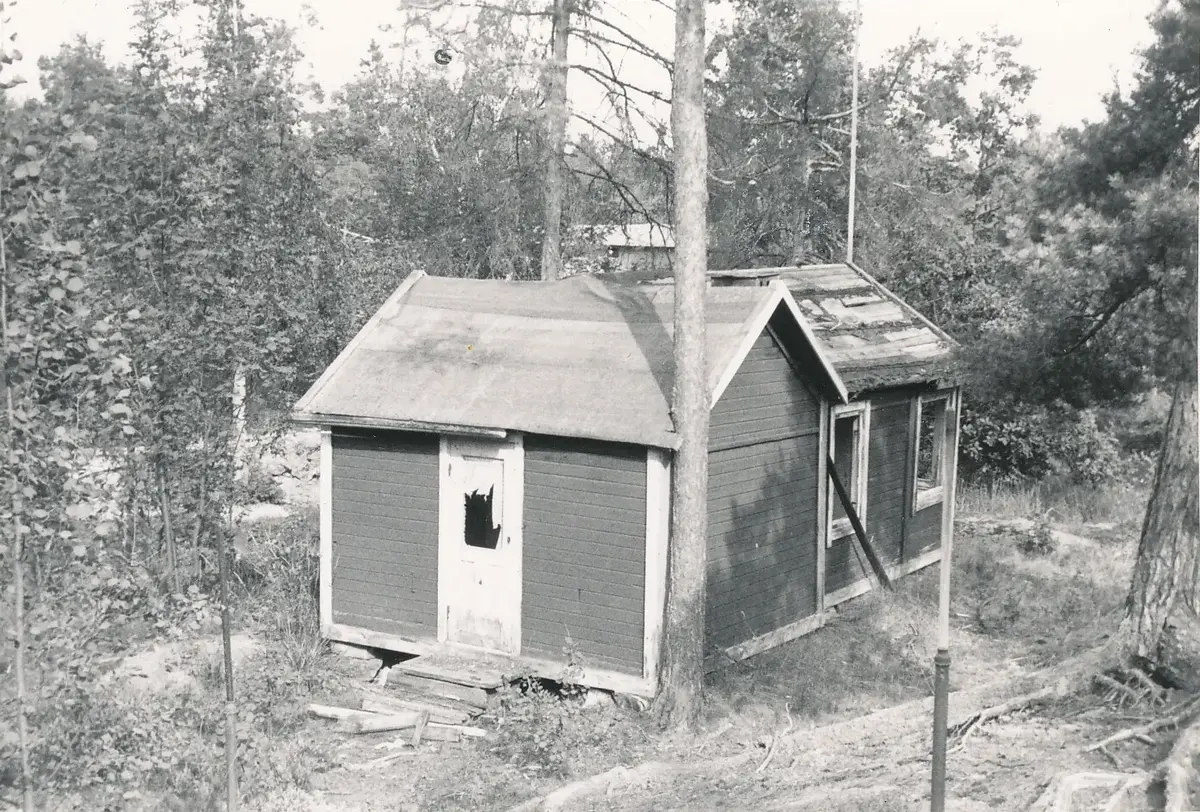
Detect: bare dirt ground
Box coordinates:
(242, 515, 1198, 812)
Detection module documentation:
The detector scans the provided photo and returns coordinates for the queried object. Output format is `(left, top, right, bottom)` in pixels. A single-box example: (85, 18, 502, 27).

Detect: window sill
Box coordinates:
(828, 518, 854, 545)
(914, 486, 944, 513)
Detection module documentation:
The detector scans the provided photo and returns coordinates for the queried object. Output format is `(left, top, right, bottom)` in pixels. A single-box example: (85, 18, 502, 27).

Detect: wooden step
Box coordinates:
(387, 672, 491, 709)
(394, 656, 510, 690)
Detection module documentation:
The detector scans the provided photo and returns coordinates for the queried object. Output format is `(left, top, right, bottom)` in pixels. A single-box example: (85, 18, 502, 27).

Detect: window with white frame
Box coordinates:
(828, 401, 870, 544)
(913, 393, 952, 512)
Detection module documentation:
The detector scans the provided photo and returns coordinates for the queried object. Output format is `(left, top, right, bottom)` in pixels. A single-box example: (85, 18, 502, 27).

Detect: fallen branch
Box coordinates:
(949, 685, 1058, 747)
(1094, 673, 1145, 706)
(754, 738, 778, 773)
(1161, 702, 1200, 812)
(1086, 695, 1200, 752)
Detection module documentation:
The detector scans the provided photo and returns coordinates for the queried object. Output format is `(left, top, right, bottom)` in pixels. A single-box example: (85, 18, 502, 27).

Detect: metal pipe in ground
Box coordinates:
(930, 648, 951, 812)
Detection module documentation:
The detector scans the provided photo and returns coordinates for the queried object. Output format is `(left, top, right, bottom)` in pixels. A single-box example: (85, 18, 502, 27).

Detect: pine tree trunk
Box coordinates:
(1120, 373, 1199, 661)
(653, 0, 709, 731)
(539, 0, 570, 281)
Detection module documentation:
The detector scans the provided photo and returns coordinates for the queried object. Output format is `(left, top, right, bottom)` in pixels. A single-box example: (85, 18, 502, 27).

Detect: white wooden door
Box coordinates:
(438, 436, 523, 654)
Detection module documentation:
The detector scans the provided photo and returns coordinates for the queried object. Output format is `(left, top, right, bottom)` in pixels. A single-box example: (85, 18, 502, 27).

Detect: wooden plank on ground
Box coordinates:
(410, 711, 429, 746)
(387, 673, 490, 708)
(349, 710, 425, 734)
(307, 703, 375, 722)
(360, 695, 473, 725)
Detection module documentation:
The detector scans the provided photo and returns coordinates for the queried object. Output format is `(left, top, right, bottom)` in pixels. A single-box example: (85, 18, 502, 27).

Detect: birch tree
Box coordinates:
(540, 0, 571, 280)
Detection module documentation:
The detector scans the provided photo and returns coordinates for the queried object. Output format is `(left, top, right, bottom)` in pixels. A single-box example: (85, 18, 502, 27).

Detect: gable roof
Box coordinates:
(709, 263, 959, 393)
(293, 271, 845, 450)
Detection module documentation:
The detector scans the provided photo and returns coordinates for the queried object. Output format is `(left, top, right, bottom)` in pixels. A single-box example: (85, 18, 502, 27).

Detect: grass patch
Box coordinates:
(952, 522, 1129, 663)
(957, 476, 1151, 527)
(705, 573, 941, 729)
(705, 515, 1134, 733)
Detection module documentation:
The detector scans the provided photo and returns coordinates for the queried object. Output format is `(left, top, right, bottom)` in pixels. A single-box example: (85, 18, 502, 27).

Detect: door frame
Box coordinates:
(436, 433, 524, 654)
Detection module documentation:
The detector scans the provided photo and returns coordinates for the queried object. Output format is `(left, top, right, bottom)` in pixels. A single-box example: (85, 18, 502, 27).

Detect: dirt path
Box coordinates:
(559, 695, 1171, 812)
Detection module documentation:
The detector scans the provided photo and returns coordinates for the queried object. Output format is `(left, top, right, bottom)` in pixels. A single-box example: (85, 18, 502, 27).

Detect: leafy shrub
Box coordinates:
(491, 676, 577, 777)
(959, 400, 1127, 485)
(236, 460, 285, 505)
(1016, 521, 1057, 556)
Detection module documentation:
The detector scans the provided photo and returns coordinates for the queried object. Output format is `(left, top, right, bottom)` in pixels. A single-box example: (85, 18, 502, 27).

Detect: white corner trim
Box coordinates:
(319, 428, 333, 634)
(436, 436, 452, 644)
(294, 269, 427, 415)
(504, 434, 525, 656)
(827, 400, 871, 547)
(642, 449, 671, 684)
(815, 401, 829, 612)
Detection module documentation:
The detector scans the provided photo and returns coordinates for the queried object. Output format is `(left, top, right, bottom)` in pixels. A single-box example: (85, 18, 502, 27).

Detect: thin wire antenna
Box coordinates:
(846, 0, 861, 264)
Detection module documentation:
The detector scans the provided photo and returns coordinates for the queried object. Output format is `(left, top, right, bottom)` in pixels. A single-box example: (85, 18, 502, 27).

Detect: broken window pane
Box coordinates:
(464, 486, 501, 549)
(916, 399, 946, 490)
(831, 413, 860, 523)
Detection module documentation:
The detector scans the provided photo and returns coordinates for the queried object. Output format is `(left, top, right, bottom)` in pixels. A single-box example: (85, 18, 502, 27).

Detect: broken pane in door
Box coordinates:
(464, 486, 501, 549)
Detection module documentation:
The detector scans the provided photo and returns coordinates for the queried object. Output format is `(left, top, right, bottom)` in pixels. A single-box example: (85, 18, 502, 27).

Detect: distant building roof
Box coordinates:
(293, 271, 844, 449)
(710, 263, 960, 392)
(588, 223, 675, 249)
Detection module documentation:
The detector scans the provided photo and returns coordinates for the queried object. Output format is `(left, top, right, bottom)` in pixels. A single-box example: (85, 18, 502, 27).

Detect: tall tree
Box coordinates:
(654, 0, 709, 729)
(540, 0, 571, 280)
(1012, 0, 1199, 663)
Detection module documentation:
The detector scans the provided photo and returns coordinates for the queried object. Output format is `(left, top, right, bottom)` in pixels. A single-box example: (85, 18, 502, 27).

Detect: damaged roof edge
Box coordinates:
(775, 282, 851, 404)
(709, 281, 849, 408)
(844, 261, 959, 348)
(292, 269, 428, 417)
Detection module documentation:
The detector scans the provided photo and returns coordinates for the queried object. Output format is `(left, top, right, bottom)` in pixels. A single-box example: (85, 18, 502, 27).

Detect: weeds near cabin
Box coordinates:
(237, 459, 287, 506)
(489, 643, 651, 779)
(234, 510, 324, 675)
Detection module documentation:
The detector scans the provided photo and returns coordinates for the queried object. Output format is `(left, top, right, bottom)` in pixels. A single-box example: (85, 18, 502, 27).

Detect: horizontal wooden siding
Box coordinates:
(522, 436, 647, 674)
(710, 331, 822, 449)
(707, 437, 821, 650)
(908, 501, 943, 558)
(868, 400, 912, 565)
(330, 430, 440, 638)
(707, 327, 822, 652)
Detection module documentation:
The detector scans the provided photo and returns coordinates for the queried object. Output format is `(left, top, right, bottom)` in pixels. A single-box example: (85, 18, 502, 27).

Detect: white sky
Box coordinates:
(9, 0, 1159, 131)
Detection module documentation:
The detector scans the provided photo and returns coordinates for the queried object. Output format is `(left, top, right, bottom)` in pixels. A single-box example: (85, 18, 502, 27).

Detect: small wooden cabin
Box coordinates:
(292, 264, 961, 696)
(581, 223, 676, 274)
